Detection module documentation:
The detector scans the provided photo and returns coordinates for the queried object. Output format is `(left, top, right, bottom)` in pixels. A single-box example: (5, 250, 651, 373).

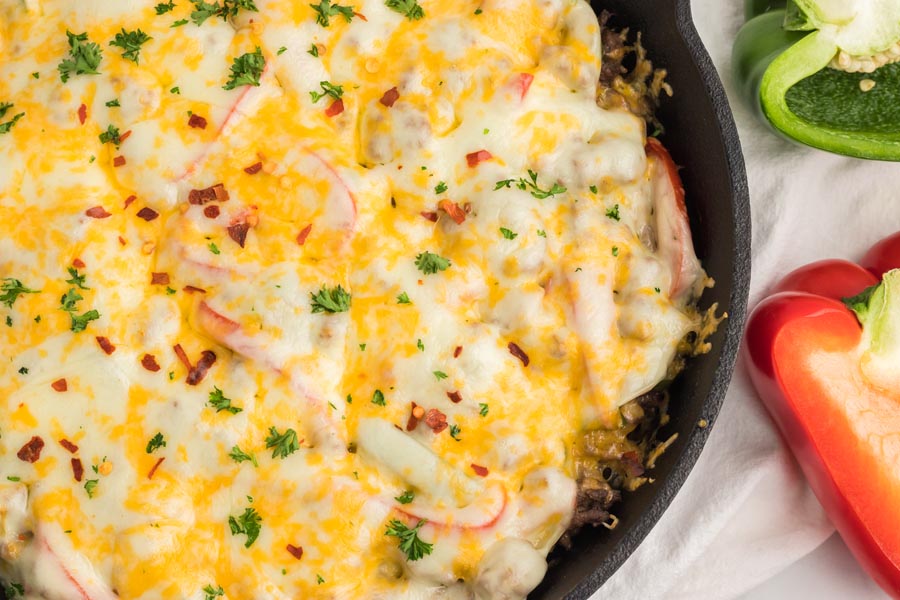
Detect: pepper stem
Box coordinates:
(849, 269, 900, 390)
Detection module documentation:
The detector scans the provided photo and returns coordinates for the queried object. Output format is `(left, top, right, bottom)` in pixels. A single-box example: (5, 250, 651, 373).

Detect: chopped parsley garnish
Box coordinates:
(395, 490, 414, 504)
(99, 124, 122, 146)
(396, 292, 411, 304)
(171, 18, 189, 26)
(499, 227, 518, 240)
(208, 387, 243, 414)
(105, 98, 121, 107)
(109, 28, 152, 64)
(309, 80, 344, 103)
(310, 284, 351, 313)
(434, 181, 447, 194)
(474, 7, 483, 14)
(228, 506, 262, 547)
(202, 585, 224, 600)
(60, 288, 82, 312)
(316, 574, 325, 584)
(416, 338, 424, 352)
(0, 103, 24, 135)
(264, 426, 299, 458)
(5, 316, 11, 327)
(17, 367, 27, 375)
(449, 424, 461, 440)
(605, 204, 620, 221)
(371, 389, 386, 406)
(385, 519, 433, 561)
(385, 0, 424, 20)
(433, 370, 448, 380)
(479, 402, 489, 416)
(171, 86, 181, 94)
(155, 0, 176, 14)
(589, 184, 598, 194)
(223, 47, 265, 90)
(66, 267, 90, 289)
(84, 479, 99, 498)
(536, 229, 547, 238)
(190, 0, 259, 25)
(1, 278, 39, 308)
(146, 432, 166, 453)
(58, 30, 103, 83)
(229, 445, 258, 466)
(69, 309, 100, 333)
(494, 169, 566, 199)
(415, 251, 450, 275)
(305, 45, 316, 57)
(612, 246, 619, 257)
(359, 343, 366, 351)
(310, 0, 355, 27)
(208, 242, 220, 255)
(59, 286, 99, 332)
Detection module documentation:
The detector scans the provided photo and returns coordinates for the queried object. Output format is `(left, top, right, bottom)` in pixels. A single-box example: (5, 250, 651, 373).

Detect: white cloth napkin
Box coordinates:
(593, 2, 900, 598)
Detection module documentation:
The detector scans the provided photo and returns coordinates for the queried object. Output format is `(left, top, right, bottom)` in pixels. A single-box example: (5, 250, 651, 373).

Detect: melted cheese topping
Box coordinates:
(0, 1, 704, 598)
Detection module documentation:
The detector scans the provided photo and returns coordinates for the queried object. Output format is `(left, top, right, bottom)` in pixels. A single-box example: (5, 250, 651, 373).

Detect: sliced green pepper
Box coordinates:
(734, 0, 900, 160)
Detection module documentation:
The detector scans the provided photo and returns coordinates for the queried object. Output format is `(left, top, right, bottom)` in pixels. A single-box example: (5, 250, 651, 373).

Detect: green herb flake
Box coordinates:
(146, 432, 167, 453)
(395, 490, 414, 504)
(397, 292, 411, 304)
(479, 402, 489, 417)
(99, 124, 122, 146)
(434, 181, 448, 194)
(223, 47, 265, 90)
(371, 389, 386, 406)
(105, 99, 121, 107)
(474, 7, 482, 14)
(385, 0, 424, 20)
(612, 246, 619, 257)
(84, 479, 99, 498)
(69, 309, 100, 333)
(589, 184, 598, 194)
(536, 229, 547, 238)
(228, 506, 262, 547)
(170, 86, 181, 94)
(416, 338, 424, 352)
(1, 278, 39, 308)
(384, 519, 433, 561)
(155, 1, 176, 14)
(415, 251, 450, 275)
(202, 584, 224, 600)
(605, 204, 620, 221)
(264, 426, 299, 458)
(190, 0, 259, 25)
(359, 343, 366, 351)
(305, 45, 317, 57)
(208, 386, 243, 414)
(109, 28, 152, 64)
(433, 370, 448, 380)
(309, 80, 344, 103)
(3, 583, 24, 599)
(5, 315, 11, 327)
(171, 18, 189, 27)
(6, 476, 20, 482)
(494, 169, 566, 199)
(208, 242, 221, 255)
(31, 72, 39, 79)
(229, 445, 258, 466)
(316, 574, 325, 584)
(0, 102, 24, 135)
(310, 284, 351, 313)
(17, 367, 27, 375)
(499, 227, 518, 240)
(449, 424, 461, 440)
(58, 30, 103, 83)
(310, 0, 355, 27)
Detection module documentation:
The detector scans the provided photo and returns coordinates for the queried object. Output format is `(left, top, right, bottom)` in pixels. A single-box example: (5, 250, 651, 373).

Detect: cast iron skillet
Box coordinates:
(531, 0, 751, 598)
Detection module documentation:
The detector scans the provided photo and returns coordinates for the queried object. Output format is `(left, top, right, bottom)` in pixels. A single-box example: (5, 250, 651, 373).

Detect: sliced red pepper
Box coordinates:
(325, 98, 344, 117)
(745, 232, 900, 598)
(379, 87, 400, 107)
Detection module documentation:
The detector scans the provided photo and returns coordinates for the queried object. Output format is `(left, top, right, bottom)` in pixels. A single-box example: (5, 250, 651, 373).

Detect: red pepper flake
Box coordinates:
(325, 98, 344, 117)
(227, 222, 251, 248)
(507, 342, 529, 367)
(51, 378, 68, 392)
(124, 195, 137, 209)
(420, 211, 438, 223)
(188, 114, 208, 129)
(85, 206, 112, 219)
(424, 408, 448, 434)
(204, 205, 220, 219)
(113, 155, 126, 167)
(186, 350, 216, 385)
(151, 272, 170, 285)
(296, 224, 313, 246)
(454, 346, 463, 358)
(244, 162, 263, 175)
(172, 344, 192, 371)
(515, 73, 534, 100)
(77, 103, 87, 125)
(95, 336, 116, 355)
(471, 463, 489, 477)
(141, 353, 161, 372)
(353, 11, 367, 21)
(183, 285, 206, 294)
(59, 439, 79, 454)
(119, 130, 132, 143)
(71, 458, 84, 482)
(72, 258, 86, 269)
(16, 436, 44, 463)
(446, 391, 462, 404)
(137, 207, 159, 221)
(188, 184, 229, 205)
(148, 457, 165, 480)
(466, 150, 492, 167)
(286, 544, 304, 560)
(406, 401, 424, 432)
(438, 200, 466, 225)
(118, 236, 127, 246)
(379, 87, 400, 107)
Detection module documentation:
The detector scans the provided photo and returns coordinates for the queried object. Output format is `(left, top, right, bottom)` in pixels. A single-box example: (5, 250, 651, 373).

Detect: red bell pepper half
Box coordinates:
(745, 234, 900, 599)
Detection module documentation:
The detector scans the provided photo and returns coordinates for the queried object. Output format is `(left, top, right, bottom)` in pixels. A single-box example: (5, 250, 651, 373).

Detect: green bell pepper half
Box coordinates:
(734, 1, 900, 161)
